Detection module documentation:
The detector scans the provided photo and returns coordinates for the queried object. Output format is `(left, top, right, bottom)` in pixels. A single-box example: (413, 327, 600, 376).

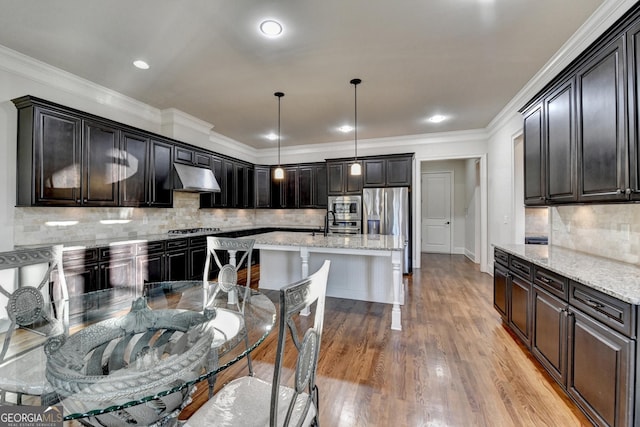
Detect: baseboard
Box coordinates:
(464, 249, 477, 263)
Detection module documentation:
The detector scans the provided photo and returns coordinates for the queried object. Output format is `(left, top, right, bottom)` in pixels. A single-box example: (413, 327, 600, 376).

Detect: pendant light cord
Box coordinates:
(350, 78, 361, 161)
(275, 92, 284, 167)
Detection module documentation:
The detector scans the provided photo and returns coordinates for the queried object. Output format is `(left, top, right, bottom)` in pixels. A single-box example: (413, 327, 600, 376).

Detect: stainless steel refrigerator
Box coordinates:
(362, 187, 411, 273)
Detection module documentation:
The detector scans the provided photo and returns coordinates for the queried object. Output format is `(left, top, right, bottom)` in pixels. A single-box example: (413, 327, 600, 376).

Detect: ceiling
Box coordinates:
(0, 0, 604, 149)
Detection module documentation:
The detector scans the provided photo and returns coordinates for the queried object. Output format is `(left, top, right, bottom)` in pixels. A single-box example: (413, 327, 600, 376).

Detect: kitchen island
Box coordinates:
(246, 231, 405, 330)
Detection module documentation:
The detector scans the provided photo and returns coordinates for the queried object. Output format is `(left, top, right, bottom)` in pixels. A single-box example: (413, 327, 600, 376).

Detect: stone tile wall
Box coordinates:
(13, 192, 326, 246)
(550, 204, 640, 265)
(525, 207, 549, 237)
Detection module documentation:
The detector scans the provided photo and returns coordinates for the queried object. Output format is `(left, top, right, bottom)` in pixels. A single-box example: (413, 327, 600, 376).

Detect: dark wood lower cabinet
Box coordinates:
(532, 286, 567, 385)
(495, 251, 637, 427)
(493, 264, 508, 320)
(509, 274, 532, 347)
(568, 309, 633, 427)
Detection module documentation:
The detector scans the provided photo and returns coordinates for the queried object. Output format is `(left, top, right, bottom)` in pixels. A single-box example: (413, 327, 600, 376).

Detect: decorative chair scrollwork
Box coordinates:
(0, 245, 68, 405)
(186, 260, 331, 427)
(202, 236, 256, 397)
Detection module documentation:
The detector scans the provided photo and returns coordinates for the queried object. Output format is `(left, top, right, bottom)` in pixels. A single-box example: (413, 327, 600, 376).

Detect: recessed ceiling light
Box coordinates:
(133, 60, 149, 70)
(428, 114, 447, 123)
(338, 125, 354, 133)
(266, 132, 278, 141)
(260, 20, 283, 37)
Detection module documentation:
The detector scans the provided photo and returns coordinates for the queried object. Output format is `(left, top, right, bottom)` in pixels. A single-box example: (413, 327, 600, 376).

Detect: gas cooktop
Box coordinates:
(167, 227, 221, 235)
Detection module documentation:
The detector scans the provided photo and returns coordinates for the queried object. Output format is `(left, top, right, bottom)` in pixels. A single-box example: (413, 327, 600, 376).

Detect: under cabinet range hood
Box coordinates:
(173, 163, 221, 193)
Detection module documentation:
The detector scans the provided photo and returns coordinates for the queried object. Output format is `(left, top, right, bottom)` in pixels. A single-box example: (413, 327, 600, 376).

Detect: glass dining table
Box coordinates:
(44, 281, 276, 426)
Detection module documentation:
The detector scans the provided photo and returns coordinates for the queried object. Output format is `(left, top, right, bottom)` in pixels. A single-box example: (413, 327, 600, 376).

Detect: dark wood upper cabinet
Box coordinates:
(120, 131, 175, 208)
(298, 163, 327, 208)
(83, 120, 119, 206)
(120, 131, 149, 206)
(315, 164, 327, 207)
(386, 156, 412, 186)
(576, 35, 627, 202)
(14, 96, 125, 207)
(327, 161, 345, 195)
(234, 162, 254, 208)
(545, 79, 577, 203)
(519, 4, 640, 206)
(298, 165, 313, 207)
(14, 99, 125, 207)
(148, 139, 173, 207)
(327, 160, 362, 195)
(17, 104, 83, 206)
(254, 166, 271, 208)
(523, 103, 545, 205)
(363, 159, 385, 186)
(627, 20, 640, 201)
(363, 155, 413, 188)
(174, 146, 212, 168)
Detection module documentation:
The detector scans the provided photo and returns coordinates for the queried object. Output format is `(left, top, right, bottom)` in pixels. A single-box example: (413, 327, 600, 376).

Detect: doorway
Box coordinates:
(421, 172, 452, 253)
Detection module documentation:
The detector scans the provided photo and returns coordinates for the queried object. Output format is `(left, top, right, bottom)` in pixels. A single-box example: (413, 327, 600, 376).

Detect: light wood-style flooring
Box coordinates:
(180, 253, 593, 426)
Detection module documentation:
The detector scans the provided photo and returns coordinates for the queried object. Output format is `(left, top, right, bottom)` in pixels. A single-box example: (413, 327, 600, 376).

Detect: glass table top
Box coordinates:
(44, 281, 276, 423)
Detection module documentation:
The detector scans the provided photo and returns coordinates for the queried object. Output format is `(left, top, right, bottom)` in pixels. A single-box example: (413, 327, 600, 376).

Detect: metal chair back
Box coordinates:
(0, 245, 68, 404)
(270, 260, 330, 427)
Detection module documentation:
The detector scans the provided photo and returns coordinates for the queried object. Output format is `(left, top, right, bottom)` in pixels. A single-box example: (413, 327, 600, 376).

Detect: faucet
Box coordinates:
(324, 210, 336, 236)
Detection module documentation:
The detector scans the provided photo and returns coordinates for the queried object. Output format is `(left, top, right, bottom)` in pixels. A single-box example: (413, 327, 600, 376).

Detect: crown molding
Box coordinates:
(160, 108, 214, 136)
(0, 44, 160, 124)
(488, 0, 638, 135)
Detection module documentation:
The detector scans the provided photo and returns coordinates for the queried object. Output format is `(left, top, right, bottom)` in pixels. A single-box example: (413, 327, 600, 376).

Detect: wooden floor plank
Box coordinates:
(178, 253, 592, 426)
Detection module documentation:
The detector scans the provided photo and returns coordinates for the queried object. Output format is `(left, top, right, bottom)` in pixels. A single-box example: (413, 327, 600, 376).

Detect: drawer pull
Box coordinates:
(538, 275, 552, 284)
(586, 299, 605, 309)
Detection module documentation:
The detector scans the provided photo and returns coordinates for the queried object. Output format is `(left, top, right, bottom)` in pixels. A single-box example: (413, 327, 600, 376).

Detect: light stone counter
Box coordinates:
(247, 231, 406, 252)
(247, 232, 405, 331)
(495, 244, 640, 304)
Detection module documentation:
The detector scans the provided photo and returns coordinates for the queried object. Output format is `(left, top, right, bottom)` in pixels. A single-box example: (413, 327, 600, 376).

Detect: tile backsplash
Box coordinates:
(14, 192, 326, 246)
(525, 207, 549, 236)
(551, 204, 640, 265)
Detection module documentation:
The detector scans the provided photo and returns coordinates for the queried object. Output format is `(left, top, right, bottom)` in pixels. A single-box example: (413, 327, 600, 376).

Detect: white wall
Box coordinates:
(465, 159, 480, 262)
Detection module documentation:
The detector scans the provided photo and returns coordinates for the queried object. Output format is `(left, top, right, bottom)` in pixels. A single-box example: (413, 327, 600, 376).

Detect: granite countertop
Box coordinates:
(247, 231, 405, 251)
(495, 244, 640, 304)
(18, 225, 318, 251)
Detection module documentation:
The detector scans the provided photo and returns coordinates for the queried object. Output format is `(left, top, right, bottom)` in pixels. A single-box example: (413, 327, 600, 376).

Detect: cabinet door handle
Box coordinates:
(616, 189, 623, 195)
(626, 188, 632, 195)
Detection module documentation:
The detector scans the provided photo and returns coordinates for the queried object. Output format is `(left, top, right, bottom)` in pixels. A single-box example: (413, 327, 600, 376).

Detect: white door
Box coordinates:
(421, 172, 452, 253)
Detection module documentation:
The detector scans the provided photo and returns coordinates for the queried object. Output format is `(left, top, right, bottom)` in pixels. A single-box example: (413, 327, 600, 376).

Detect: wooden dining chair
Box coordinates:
(0, 245, 68, 405)
(186, 260, 331, 427)
(203, 236, 256, 397)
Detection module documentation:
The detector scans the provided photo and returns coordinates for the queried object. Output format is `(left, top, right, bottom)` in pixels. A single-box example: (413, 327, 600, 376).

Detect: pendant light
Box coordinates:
(273, 91, 285, 180)
(350, 78, 362, 176)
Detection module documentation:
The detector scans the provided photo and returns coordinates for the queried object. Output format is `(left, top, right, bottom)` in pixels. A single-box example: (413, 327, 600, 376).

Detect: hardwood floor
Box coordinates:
(180, 254, 593, 426)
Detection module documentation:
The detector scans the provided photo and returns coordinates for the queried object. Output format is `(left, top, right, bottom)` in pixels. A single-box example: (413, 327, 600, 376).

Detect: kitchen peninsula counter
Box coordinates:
(246, 231, 405, 331)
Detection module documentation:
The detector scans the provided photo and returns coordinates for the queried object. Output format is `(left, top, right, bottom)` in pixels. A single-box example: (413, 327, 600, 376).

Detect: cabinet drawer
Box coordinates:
(509, 257, 532, 281)
(534, 267, 568, 301)
(136, 241, 165, 255)
(99, 244, 135, 260)
(63, 247, 98, 264)
(494, 248, 509, 267)
(166, 238, 188, 251)
(189, 236, 207, 248)
(569, 281, 636, 338)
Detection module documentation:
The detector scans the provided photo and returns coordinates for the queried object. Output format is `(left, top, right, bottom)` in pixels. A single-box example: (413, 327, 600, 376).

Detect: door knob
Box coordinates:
(445, 221, 450, 225)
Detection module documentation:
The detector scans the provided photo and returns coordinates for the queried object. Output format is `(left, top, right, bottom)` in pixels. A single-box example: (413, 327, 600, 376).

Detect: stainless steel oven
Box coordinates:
(327, 196, 361, 233)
